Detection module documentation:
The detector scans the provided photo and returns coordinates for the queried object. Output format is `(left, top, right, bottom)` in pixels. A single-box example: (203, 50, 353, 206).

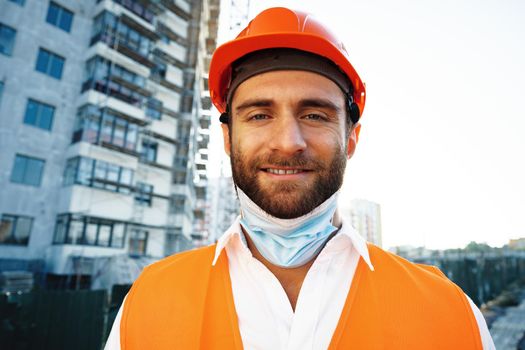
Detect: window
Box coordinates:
(0, 214, 33, 245)
(0, 81, 4, 105)
(72, 105, 99, 143)
(73, 105, 139, 151)
(53, 214, 68, 243)
(63, 156, 94, 187)
(111, 224, 125, 248)
(146, 98, 162, 120)
(152, 56, 167, 80)
(135, 182, 153, 206)
(174, 156, 187, 169)
(84, 56, 109, 82)
(46, 2, 74, 32)
(85, 221, 97, 245)
(63, 156, 134, 194)
(35, 48, 65, 79)
(8, 0, 25, 5)
(170, 194, 185, 214)
(24, 99, 55, 130)
(129, 229, 148, 255)
(10, 154, 45, 187)
(0, 23, 16, 56)
(141, 140, 158, 163)
(53, 214, 126, 248)
(101, 110, 139, 147)
(173, 171, 186, 184)
(112, 64, 146, 87)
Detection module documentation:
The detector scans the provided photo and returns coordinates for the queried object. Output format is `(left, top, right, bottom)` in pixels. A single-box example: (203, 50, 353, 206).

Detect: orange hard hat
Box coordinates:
(209, 7, 366, 116)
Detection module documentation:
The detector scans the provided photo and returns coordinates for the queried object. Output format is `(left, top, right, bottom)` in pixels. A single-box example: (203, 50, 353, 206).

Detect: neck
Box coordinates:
(241, 226, 316, 311)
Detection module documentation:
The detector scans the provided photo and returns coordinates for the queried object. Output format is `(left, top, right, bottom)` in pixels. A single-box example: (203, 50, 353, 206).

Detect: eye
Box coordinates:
(303, 113, 327, 121)
(250, 114, 270, 121)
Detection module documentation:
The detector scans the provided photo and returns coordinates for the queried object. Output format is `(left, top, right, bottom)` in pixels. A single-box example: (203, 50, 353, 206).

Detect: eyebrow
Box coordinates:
(234, 99, 273, 113)
(297, 98, 342, 113)
(234, 98, 343, 113)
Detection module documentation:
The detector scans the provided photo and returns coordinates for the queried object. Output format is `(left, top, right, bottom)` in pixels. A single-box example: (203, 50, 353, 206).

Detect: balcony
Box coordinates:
(195, 185, 206, 201)
(160, 0, 192, 21)
(91, 31, 155, 68)
(197, 133, 209, 149)
(82, 78, 148, 109)
(120, 13, 159, 42)
(201, 95, 212, 110)
(157, 21, 188, 47)
(91, 10, 158, 68)
(72, 104, 146, 157)
(199, 114, 211, 129)
(153, 47, 186, 71)
(173, 156, 188, 171)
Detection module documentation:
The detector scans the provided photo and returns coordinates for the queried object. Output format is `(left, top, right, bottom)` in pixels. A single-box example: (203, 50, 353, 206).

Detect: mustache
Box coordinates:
(253, 153, 325, 170)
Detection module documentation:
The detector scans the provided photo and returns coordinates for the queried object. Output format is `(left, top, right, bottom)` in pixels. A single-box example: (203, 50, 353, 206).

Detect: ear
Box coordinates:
(221, 123, 231, 156)
(346, 123, 360, 159)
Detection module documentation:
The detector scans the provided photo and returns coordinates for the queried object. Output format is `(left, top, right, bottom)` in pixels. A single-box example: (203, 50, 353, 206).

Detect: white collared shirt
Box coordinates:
(105, 216, 495, 349)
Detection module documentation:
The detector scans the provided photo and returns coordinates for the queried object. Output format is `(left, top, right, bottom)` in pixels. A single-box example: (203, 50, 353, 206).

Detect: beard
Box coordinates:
(230, 145, 347, 219)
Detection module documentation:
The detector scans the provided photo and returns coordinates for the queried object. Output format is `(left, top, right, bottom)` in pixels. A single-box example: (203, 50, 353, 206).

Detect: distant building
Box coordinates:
(389, 245, 434, 260)
(508, 238, 525, 250)
(0, 0, 219, 289)
(346, 199, 382, 247)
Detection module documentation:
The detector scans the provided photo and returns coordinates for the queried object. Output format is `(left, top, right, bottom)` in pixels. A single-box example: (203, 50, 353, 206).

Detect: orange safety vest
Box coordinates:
(121, 244, 482, 349)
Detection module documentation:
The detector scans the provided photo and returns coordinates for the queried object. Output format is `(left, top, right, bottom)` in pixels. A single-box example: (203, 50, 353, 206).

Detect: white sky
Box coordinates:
(209, 0, 525, 249)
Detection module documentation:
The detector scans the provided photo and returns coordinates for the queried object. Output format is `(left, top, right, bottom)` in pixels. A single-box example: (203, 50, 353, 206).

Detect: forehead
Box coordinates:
(231, 70, 346, 107)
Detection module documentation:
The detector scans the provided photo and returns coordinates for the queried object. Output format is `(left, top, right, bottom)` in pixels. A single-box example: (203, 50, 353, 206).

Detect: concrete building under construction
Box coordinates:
(0, 0, 219, 289)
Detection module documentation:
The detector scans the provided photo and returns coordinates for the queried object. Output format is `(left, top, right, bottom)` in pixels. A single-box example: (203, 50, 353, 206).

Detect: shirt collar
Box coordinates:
(212, 213, 375, 271)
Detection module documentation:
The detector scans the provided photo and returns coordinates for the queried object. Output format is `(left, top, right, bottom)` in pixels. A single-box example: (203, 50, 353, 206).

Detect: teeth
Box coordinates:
(267, 168, 301, 175)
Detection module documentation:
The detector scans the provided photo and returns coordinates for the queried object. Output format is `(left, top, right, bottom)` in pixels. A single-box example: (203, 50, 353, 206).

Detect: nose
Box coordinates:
(267, 115, 307, 155)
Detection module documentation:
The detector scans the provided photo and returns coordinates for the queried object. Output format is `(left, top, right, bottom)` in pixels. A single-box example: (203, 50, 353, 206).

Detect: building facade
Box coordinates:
(0, 0, 218, 288)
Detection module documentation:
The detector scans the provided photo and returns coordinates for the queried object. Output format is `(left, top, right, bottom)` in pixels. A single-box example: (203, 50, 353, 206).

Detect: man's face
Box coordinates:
(221, 70, 359, 219)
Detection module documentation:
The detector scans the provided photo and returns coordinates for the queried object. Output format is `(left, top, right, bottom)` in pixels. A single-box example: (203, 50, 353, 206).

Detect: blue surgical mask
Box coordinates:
(238, 188, 339, 268)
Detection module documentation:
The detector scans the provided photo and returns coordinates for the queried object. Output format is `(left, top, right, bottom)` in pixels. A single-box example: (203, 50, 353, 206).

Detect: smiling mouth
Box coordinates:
(263, 168, 310, 175)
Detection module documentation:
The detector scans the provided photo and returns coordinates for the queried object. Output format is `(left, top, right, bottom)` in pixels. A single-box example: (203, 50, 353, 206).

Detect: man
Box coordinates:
(106, 7, 494, 349)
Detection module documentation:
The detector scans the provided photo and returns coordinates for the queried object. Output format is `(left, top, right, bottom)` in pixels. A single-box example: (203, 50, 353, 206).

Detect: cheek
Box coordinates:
(230, 134, 255, 161)
(232, 126, 270, 151)
(304, 129, 346, 152)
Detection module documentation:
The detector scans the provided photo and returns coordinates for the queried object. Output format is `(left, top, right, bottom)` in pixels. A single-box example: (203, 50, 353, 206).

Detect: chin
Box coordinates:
(257, 191, 313, 218)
